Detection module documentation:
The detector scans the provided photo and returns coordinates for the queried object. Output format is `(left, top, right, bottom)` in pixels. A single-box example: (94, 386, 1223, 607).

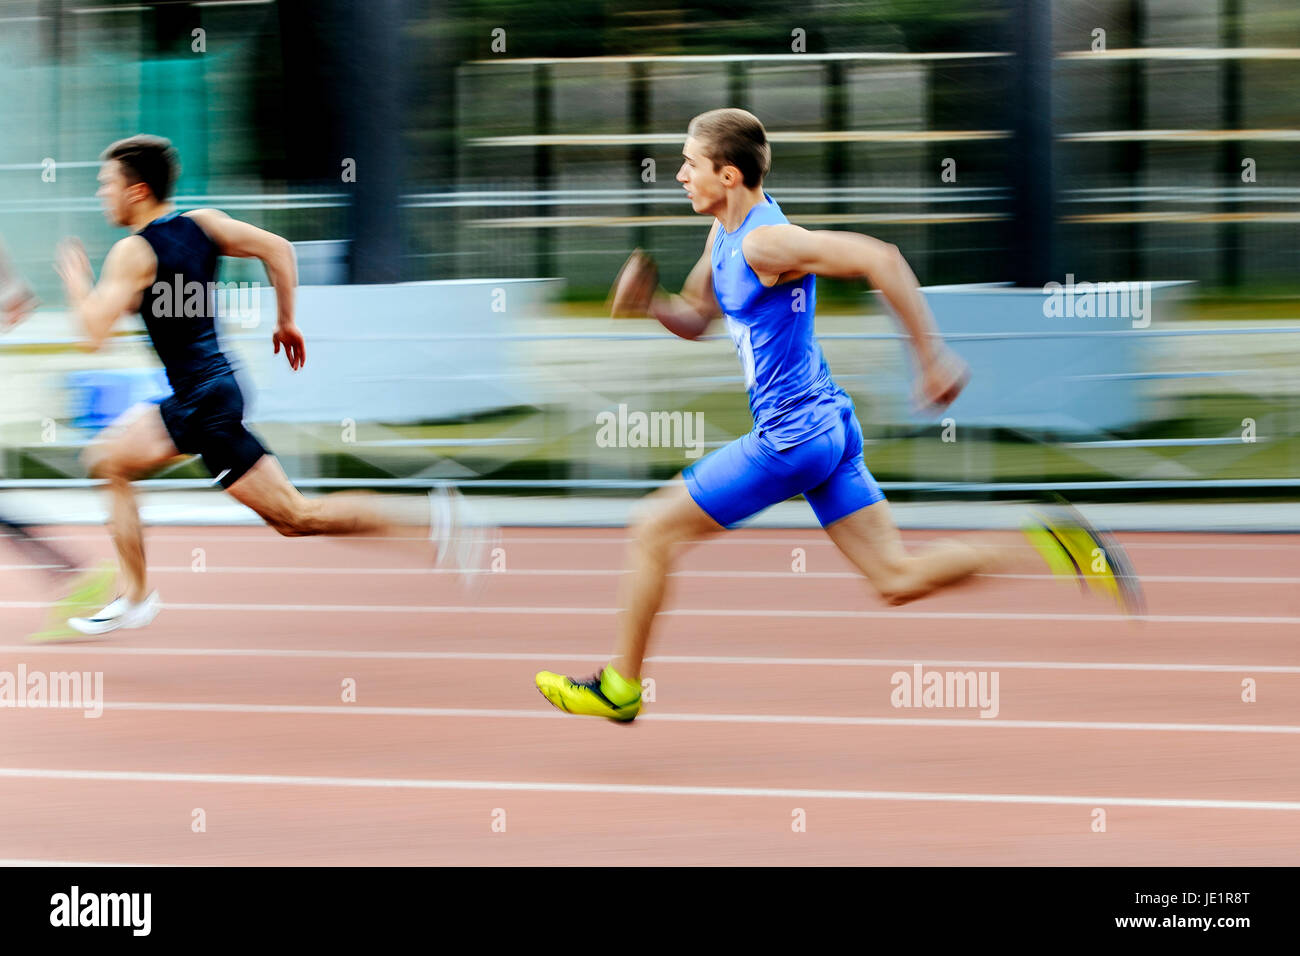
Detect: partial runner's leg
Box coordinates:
(534, 426, 831, 722)
(60, 403, 179, 635)
(824, 498, 1025, 606)
(82, 403, 183, 602)
(224, 455, 492, 572)
(535, 479, 723, 721)
(225, 454, 406, 538)
(805, 406, 1028, 607)
(612, 481, 724, 682)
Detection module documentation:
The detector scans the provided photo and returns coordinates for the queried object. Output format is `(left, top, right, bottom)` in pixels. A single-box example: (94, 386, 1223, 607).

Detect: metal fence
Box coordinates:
(2, 318, 1297, 494)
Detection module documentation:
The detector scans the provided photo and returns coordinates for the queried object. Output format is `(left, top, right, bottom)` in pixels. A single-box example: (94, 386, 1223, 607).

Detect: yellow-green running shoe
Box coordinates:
(535, 669, 641, 723)
(1024, 502, 1144, 616)
(26, 562, 117, 643)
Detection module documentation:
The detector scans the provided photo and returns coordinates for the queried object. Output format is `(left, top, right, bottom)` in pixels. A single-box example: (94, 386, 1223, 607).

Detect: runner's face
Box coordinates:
(96, 161, 136, 226)
(677, 136, 732, 215)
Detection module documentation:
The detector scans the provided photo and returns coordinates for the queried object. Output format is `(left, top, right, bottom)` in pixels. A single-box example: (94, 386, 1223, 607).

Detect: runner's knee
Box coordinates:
(873, 558, 927, 606)
(268, 514, 308, 537)
(85, 445, 129, 481)
(266, 514, 308, 537)
(263, 498, 324, 537)
(82, 442, 110, 478)
(262, 501, 308, 537)
(630, 508, 681, 562)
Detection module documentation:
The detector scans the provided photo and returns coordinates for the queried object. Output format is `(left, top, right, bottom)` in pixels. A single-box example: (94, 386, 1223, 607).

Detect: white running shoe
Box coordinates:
(429, 486, 499, 584)
(67, 591, 161, 635)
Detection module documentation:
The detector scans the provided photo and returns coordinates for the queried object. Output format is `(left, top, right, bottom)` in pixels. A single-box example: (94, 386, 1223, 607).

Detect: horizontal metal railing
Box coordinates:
(6, 185, 1295, 227)
(5, 326, 1300, 348)
(1, 478, 1298, 492)
(1, 324, 1295, 492)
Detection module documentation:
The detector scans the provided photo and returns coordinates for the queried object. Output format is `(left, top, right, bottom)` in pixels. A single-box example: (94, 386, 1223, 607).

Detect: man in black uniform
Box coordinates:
(54, 135, 487, 634)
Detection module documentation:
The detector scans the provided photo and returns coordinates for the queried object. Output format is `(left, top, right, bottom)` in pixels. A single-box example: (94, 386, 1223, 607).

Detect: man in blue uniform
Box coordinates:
(535, 108, 1141, 721)
(51, 135, 488, 635)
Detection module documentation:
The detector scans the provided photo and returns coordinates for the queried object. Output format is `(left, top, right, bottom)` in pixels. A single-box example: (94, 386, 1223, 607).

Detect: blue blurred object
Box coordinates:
(66, 368, 171, 429)
(879, 282, 1191, 436)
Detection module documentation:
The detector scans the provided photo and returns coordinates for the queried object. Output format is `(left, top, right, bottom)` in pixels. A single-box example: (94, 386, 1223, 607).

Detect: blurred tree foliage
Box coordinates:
(436, 0, 1005, 58)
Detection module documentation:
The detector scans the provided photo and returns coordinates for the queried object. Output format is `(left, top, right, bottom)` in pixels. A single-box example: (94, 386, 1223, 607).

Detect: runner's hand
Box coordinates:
(1, 287, 38, 330)
(914, 347, 969, 412)
(54, 238, 93, 298)
(273, 321, 306, 370)
(608, 249, 659, 318)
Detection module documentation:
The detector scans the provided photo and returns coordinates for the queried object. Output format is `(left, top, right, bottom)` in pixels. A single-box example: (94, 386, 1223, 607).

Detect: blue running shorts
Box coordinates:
(683, 404, 885, 529)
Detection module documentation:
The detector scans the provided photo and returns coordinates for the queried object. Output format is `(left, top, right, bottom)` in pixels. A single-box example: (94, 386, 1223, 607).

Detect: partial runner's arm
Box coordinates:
(184, 208, 305, 370)
(55, 236, 155, 352)
(0, 239, 38, 330)
(742, 224, 968, 409)
(611, 221, 722, 341)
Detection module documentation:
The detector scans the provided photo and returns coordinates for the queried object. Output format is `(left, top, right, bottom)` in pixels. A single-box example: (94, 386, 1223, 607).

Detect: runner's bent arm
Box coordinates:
(647, 220, 722, 341)
(55, 236, 155, 352)
(743, 224, 946, 365)
(742, 224, 968, 407)
(184, 208, 304, 370)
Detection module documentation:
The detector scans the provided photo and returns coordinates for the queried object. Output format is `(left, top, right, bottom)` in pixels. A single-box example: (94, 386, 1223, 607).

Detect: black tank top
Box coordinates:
(137, 211, 232, 394)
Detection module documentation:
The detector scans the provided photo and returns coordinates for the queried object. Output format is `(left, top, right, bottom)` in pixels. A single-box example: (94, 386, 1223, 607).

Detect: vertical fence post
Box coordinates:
(825, 59, 846, 221)
(630, 60, 650, 255)
(1124, 0, 1147, 282)
(1009, 0, 1056, 288)
(1220, 0, 1242, 291)
(534, 62, 553, 280)
(728, 59, 748, 111)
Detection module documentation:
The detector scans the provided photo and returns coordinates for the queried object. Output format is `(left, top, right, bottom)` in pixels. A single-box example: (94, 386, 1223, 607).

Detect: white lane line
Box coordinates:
(0, 859, 166, 868)
(0, 600, 1290, 624)
(2, 563, 1294, 584)
(24, 533, 1300, 550)
(4, 644, 1299, 674)
(0, 766, 1296, 811)
(27, 700, 1300, 734)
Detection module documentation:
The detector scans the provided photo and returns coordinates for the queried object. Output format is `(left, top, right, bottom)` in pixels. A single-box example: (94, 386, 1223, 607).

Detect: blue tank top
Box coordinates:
(711, 192, 852, 449)
(136, 211, 232, 395)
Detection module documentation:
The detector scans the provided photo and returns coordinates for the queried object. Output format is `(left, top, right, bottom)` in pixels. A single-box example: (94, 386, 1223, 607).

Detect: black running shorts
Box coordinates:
(156, 372, 267, 489)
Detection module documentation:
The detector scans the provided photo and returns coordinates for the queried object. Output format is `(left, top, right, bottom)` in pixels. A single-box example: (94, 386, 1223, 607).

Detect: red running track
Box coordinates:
(0, 525, 1298, 865)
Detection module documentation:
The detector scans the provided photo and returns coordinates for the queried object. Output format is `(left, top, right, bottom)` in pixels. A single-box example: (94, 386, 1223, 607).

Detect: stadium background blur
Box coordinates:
(1, 0, 1297, 505)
